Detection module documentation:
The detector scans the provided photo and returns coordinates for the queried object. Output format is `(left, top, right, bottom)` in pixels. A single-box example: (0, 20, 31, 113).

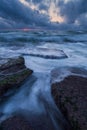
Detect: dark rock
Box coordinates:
(0, 56, 33, 98)
(22, 48, 68, 59)
(0, 116, 33, 130)
(51, 73, 87, 130)
(0, 56, 25, 73)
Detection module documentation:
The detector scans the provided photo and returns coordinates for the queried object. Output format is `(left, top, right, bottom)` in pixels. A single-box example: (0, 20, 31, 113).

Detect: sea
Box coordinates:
(0, 29, 87, 130)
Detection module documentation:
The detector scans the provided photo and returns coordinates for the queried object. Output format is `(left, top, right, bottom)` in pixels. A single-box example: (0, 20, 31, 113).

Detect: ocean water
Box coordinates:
(0, 30, 87, 130)
(0, 30, 87, 71)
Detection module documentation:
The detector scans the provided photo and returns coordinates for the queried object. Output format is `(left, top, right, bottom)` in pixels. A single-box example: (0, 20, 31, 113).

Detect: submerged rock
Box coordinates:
(0, 116, 33, 130)
(51, 69, 87, 130)
(22, 47, 68, 59)
(0, 56, 33, 98)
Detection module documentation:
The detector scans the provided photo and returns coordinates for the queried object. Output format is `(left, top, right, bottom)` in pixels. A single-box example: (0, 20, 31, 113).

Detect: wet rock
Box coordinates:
(0, 56, 24, 71)
(0, 56, 33, 97)
(0, 116, 33, 130)
(51, 70, 87, 130)
(22, 47, 68, 59)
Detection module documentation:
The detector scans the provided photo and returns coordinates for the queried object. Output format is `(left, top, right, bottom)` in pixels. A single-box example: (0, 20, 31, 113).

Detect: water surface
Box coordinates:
(0, 30, 87, 130)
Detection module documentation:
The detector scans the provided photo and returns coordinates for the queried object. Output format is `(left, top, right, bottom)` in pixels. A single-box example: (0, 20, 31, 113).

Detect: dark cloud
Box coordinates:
(58, 0, 87, 25)
(0, 0, 31, 24)
(0, 0, 51, 29)
(39, 4, 48, 11)
(26, 0, 42, 4)
(32, 0, 42, 4)
(77, 13, 87, 28)
(0, 0, 87, 30)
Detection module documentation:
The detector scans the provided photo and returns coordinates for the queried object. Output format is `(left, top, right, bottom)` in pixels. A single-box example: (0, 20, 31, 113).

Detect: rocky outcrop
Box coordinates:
(22, 47, 68, 59)
(0, 56, 33, 98)
(51, 69, 87, 130)
(0, 116, 33, 130)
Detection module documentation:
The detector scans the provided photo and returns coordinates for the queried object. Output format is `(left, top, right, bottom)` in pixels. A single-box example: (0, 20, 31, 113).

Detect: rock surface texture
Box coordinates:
(0, 56, 33, 98)
(51, 69, 87, 130)
(0, 116, 33, 130)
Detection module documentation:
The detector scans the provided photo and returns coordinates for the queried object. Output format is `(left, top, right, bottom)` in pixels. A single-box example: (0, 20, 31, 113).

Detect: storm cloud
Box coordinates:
(0, 0, 50, 29)
(57, 0, 87, 29)
(0, 0, 87, 30)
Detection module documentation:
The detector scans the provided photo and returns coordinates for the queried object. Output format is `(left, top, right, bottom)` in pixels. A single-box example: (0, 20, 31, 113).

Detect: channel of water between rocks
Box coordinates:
(0, 55, 72, 130)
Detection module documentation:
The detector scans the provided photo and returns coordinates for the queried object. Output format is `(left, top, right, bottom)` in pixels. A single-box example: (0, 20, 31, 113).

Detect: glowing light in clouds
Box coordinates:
(19, 0, 64, 23)
(19, 0, 38, 10)
(48, 2, 64, 23)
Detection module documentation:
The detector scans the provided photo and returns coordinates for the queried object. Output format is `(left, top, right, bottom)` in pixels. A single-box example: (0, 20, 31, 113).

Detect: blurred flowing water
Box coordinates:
(0, 30, 87, 130)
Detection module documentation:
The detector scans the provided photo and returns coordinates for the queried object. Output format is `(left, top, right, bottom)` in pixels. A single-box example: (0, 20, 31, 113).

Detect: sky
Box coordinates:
(0, 0, 87, 30)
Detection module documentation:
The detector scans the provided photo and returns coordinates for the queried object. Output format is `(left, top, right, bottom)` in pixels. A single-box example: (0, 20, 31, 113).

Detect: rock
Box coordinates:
(0, 116, 33, 130)
(22, 47, 68, 59)
(51, 71, 87, 130)
(0, 56, 33, 98)
(0, 56, 25, 72)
